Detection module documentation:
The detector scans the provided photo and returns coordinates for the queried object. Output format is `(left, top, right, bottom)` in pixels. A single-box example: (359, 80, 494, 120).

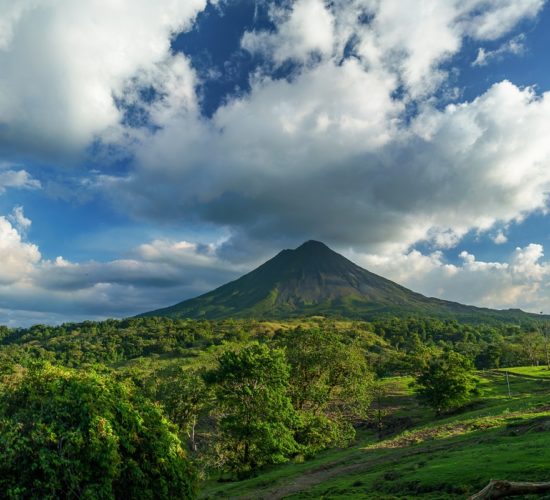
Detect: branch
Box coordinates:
(469, 480, 550, 499)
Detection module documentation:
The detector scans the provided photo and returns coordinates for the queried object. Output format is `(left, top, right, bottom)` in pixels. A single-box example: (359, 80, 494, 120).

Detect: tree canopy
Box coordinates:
(0, 364, 196, 499)
(414, 351, 479, 415)
(207, 343, 297, 475)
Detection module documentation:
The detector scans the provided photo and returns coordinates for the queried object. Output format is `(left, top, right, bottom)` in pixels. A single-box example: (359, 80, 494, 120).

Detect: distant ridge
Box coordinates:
(140, 240, 544, 324)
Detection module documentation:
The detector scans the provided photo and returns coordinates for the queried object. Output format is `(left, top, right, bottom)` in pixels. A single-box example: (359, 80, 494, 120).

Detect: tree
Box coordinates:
(207, 344, 297, 475)
(370, 379, 398, 440)
(281, 327, 373, 455)
(158, 368, 211, 453)
(407, 342, 442, 374)
(283, 328, 373, 419)
(414, 351, 478, 415)
(0, 363, 196, 499)
(522, 331, 544, 366)
(474, 341, 503, 369)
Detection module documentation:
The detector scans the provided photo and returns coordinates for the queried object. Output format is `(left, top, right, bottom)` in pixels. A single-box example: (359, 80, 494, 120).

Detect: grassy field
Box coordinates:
(202, 370, 550, 499)
(498, 365, 550, 378)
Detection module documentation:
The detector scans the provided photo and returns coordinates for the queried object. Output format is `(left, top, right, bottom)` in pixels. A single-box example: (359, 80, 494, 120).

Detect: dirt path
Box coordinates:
(242, 442, 460, 500)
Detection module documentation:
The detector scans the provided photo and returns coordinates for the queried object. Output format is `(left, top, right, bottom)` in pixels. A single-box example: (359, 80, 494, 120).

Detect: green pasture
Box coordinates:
(202, 371, 550, 499)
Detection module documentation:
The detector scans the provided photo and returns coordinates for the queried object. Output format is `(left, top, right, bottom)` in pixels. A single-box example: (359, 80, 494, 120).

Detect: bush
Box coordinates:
(414, 351, 478, 415)
(0, 364, 196, 499)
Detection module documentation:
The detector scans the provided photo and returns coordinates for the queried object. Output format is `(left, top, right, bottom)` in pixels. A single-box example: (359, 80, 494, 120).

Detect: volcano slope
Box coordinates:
(141, 240, 543, 325)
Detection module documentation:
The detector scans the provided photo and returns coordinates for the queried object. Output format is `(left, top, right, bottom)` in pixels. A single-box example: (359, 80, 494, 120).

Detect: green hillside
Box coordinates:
(203, 370, 550, 499)
(3, 316, 550, 498)
(141, 241, 546, 324)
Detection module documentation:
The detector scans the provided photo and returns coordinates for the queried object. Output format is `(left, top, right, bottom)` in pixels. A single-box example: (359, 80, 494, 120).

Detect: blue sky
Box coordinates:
(1, 0, 550, 326)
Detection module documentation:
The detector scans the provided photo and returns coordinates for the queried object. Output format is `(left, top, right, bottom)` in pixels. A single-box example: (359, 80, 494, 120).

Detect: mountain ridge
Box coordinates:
(140, 240, 544, 324)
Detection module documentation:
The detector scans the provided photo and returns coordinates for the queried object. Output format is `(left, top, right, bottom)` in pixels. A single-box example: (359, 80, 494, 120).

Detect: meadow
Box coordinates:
(203, 370, 550, 499)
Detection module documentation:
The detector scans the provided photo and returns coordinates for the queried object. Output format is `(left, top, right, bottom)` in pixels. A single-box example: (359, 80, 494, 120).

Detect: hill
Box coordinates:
(141, 240, 543, 324)
(202, 370, 550, 499)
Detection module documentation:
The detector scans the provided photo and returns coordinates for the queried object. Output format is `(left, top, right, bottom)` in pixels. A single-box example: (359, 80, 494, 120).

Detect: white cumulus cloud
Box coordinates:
(242, 0, 335, 64)
(353, 242, 550, 313)
(0, 214, 40, 285)
(0, 210, 242, 325)
(0, 0, 207, 161)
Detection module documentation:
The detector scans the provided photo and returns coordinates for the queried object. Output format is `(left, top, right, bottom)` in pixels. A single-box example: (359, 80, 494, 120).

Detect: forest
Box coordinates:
(1, 315, 550, 498)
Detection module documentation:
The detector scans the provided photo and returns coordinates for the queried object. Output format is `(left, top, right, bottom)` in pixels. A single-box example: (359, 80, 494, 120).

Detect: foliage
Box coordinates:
(157, 368, 211, 453)
(0, 363, 196, 499)
(414, 351, 479, 414)
(277, 327, 373, 455)
(293, 412, 355, 458)
(2, 316, 548, 373)
(1, 314, 549, 485)
(0, 318, 229, 366)
(370, 379, 398, 440)
(282, 327, 373, 417)
(207, 344, 298, 475)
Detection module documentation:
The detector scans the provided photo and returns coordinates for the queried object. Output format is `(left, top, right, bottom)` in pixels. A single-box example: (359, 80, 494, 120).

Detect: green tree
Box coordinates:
(283, 328, 373, 417)
(414, 351, 478, 415)
(208, 344, 297, 475)
(407, 342, 442, 374)
(282, 328, 373, 455)
(158, 368, 211, 453)
(0, 363, 196, 499)
(370, 379, 398, 440)
(522, 330, 544, 366)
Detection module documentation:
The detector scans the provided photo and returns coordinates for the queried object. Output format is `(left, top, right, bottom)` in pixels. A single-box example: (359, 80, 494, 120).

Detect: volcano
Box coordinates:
(140, 240, 539, 323)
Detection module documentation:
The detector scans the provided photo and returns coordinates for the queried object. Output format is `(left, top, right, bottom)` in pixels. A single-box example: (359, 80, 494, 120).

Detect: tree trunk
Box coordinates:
(469, 479, 550, 499)
(190, 415, 197, 452)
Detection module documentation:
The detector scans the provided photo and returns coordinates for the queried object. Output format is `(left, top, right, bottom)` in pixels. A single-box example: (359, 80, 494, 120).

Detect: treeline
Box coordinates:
(2, 315, 548, 370)
(370, 316, 550, 371)
(0, 318, 225, 365)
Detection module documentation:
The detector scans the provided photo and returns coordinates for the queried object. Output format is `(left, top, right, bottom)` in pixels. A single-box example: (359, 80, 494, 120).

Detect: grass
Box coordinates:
(201, 370, 550, 499)
(498, 365, 550, 378)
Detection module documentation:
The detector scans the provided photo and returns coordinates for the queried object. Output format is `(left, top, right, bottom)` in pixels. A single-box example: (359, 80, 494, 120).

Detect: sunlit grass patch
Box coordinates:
(499, 365, 550, 378)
